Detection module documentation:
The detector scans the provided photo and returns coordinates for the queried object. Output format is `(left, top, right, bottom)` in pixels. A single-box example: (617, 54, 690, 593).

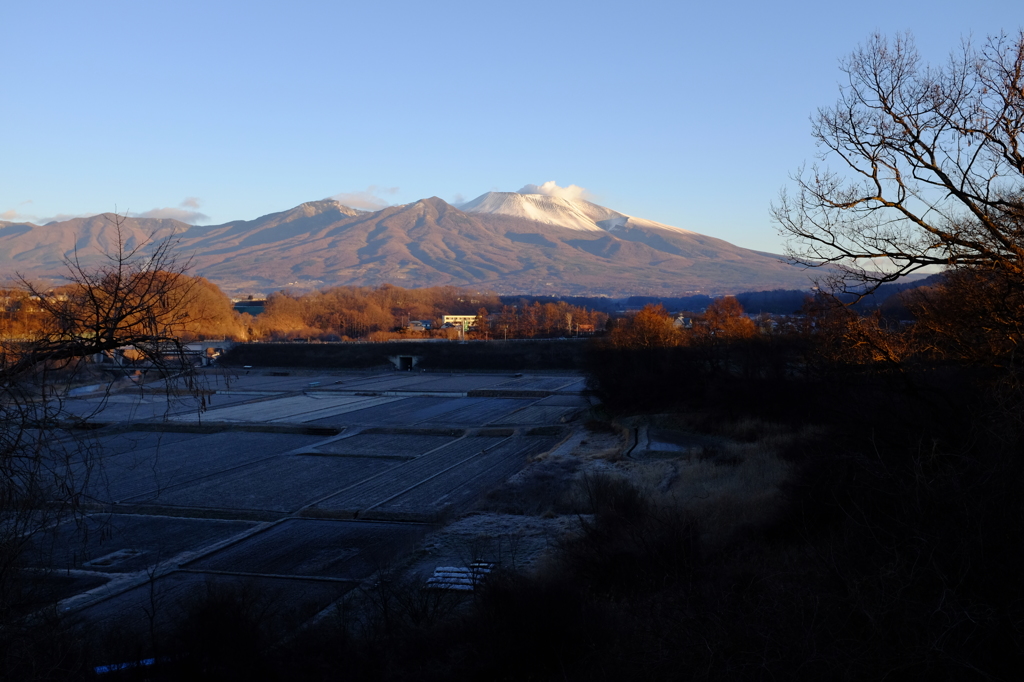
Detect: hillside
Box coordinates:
(0, 194, 814, 296)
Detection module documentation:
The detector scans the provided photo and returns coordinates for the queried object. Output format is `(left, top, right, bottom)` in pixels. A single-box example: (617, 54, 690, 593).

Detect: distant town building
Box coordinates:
(442, 314, 478, 328)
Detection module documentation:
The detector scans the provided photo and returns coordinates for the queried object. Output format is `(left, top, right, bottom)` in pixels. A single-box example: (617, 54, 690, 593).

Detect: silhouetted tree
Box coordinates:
(1, 217, 202, 677)
(774, 32, 1024, 297)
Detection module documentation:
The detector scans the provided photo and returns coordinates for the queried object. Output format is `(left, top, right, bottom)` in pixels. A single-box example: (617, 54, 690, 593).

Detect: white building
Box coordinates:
(442, 314, 479, 328)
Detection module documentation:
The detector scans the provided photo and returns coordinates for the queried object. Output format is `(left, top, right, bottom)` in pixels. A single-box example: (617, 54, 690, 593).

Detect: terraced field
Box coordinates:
(82, 431, 327, 503)
(77, 572, 353, 664)
(172, 394, 400, 423)
(314, 432, 459, 458)
(413, 398, 533, 426)
(491, 405, 575, 425)
(185, 519, 431, 578)
(30, 368, 589, 663)
(123, 454, 400, 514)
(366, 437, 560, 520)
(29, 514, 258, 574)
(311, 435, 508, 516)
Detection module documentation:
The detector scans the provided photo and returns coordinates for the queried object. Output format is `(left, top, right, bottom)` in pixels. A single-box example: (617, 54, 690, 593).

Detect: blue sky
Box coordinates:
(1, 0, 1019, 253)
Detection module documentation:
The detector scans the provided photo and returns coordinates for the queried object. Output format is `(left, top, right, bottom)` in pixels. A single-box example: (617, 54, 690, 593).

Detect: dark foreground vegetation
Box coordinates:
(580, 326, 1024, 680)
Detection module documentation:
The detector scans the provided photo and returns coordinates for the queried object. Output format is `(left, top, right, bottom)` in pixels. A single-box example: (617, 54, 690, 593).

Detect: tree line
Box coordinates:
(249, 286, 609, 341)
(1, 275, 244, 343)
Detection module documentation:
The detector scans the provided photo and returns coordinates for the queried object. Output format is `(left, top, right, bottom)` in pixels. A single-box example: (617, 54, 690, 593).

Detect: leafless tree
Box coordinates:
(773, 32, 1024, 295)
(5, 219, 200, 385)
(0, 215, 202, 675)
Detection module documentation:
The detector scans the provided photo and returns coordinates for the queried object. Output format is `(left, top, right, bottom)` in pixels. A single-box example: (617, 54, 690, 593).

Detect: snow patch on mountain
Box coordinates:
(459, 192, 695, 235)
(300, 200, 364, 216)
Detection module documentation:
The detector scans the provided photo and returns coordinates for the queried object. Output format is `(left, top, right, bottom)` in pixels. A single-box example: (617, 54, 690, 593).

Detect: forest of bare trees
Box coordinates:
(248, 287, 608, 341)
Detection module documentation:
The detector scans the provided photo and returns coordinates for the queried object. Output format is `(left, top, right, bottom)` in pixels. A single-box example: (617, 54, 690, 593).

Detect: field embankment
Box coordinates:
(222, 339, 590, 371)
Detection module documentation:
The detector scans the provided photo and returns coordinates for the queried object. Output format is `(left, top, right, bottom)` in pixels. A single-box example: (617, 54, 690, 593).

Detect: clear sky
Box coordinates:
(1, 0, 1020, 253)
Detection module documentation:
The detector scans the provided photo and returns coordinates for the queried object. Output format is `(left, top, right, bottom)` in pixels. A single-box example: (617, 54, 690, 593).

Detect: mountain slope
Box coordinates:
(0, 196, 814, 296)
(0, 214, 190, 280)
(459, 191, 696, 236)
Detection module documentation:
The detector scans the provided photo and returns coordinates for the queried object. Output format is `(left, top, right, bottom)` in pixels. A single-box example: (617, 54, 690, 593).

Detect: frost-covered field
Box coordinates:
(31, 368, 589, 642)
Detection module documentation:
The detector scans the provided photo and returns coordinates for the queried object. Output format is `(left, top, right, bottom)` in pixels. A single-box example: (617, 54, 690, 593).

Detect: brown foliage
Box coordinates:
(1, 274, 243, 347)
(173, 276, 246, 341)
(254, 285, 501, 340)
(2, 228, 223, 378)
(907, 269, 1024, 367)
(700, 296, 756, 340)
(610, 304, 680, 349)
(252, 285, 606, 341)
(801, 269, 1024, 373)
(803, 299, 917, 370)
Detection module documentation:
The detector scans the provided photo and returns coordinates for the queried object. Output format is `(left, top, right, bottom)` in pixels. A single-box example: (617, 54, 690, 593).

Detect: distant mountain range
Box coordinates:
(0, 192, 815, 297)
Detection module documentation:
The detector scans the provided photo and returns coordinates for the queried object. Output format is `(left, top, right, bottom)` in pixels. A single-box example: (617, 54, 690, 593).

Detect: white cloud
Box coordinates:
(131, 197, 210, 224)
(41, 213, 91, 224)
(517, 181, 591, 201)
(3, 197, 213, 225)
(330, 185, 400, 211)
(1, 208, 93, 224)
(132, 207, 210, 223)
(2, 202, 39, 222)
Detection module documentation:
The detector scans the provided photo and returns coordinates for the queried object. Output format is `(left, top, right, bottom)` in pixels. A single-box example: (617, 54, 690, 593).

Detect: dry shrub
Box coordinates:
(592, 443, 790, 549)
(712, 416, 791, 443)
(558, 473, 699, 595)
(479, 455, 580, 516)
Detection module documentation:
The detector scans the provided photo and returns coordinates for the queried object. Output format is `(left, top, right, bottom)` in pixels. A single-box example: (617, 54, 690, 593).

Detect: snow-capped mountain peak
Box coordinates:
(458, 191, 694, 235)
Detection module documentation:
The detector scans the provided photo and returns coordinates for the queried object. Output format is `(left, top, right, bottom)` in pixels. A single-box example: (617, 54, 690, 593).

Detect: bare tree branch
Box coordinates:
(773, 32, 1024, 297)
(0, 214, 202, 649)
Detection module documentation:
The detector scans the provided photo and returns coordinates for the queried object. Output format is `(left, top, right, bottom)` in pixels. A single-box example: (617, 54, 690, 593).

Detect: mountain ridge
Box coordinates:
(0, 193, 813, 296)
(459, 191, 698, 237)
